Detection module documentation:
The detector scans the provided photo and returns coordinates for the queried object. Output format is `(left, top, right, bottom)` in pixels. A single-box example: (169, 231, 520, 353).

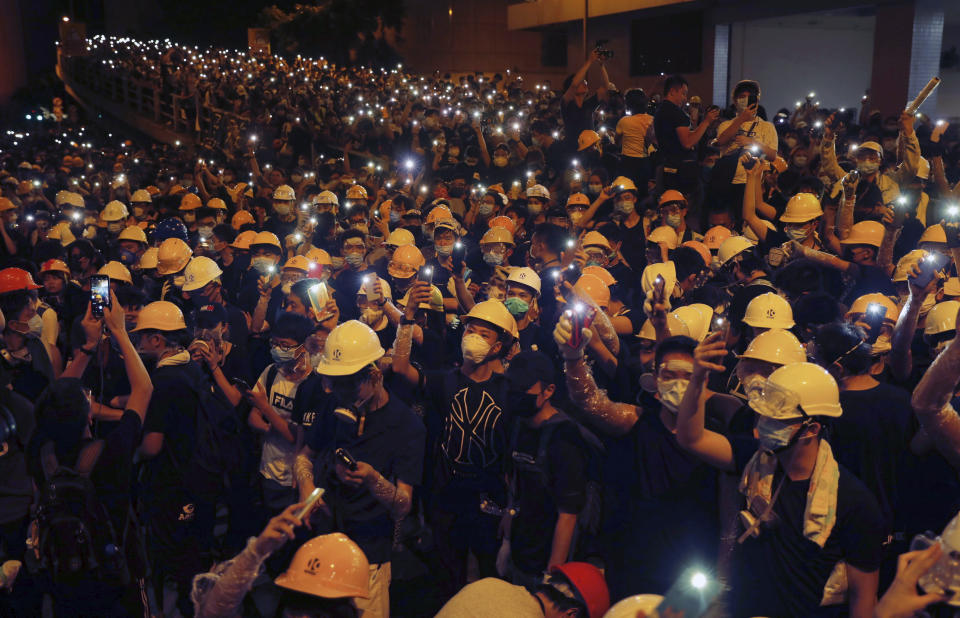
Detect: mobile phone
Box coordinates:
(335, 447, 358, 471)
(656, 567, 721, 618)
(743, 156, 758, 170)
(452, 240, 466, 268)
(747, 93, 758, 107)
(567, 309, 583, 349)
(363, 275, 381, 302)
(296, 487, 325, 520)
(910, 251, 949, 289)
(653, 274, 666, 301)
(417, 265, 434, 283)
(229, 377, 252, 392)
(90, 275, 110, 317)
(562, 262, 582, 286)
(307, 282, 331, 320)
(862, 303, 887, 344)
(711, 315, 730, 341)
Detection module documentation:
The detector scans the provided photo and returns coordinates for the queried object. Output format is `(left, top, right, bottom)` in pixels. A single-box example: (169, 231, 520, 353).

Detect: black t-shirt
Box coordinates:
(841, 263, 897, 306)
(833, 384, 914, 534)
(561, 95, 599, 151)
(142, 361, 205, 490)
(306, 392, 425, 564)
(653, 100, 694, 166)
(0, 390, 36, 525)
(424, 369, 512, 510)
(331, 268, 375, 322)
(601, 405, 722, 595)
(729, 436, 885, 618)
(509, 416, 588, 573)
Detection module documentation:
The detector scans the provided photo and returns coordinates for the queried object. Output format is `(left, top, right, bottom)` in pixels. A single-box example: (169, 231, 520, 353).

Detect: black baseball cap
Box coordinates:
(506, 350, 555, 392)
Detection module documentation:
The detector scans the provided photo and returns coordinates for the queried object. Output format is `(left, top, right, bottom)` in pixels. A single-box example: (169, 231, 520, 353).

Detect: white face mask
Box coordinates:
(857, 160, 879, 175)
(614, 200, 635, 215)
(527, 202, 543, 216)
(461, 333, 492, 364)
(657, 378, 689, 413)
(360, 307, 384, 326)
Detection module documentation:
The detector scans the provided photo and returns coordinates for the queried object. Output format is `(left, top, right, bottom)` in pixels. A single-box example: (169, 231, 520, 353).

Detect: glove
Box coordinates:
(495, 540, 511, 578)
(553, 313, 592, 360)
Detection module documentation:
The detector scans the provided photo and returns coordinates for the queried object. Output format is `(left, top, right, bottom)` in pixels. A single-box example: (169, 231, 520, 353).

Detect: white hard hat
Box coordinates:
(526, 184, 550, 200)
(671, 303, 714, 342)
(64, 192, 85, 208)
(182, 256, 223, 292)
(743, 292, 795, 329)
(273, 184, 296, 201)
(637, 314, 689, 341)
(102, 200, 129, 222)
(313, 190, 339, 206)
(385, 228, 415, 248)
(640, 262, 677, 296)
(315, 320, 385, 376)
(924, 301, 960, 336)
(749, 361, 842, 419)
(739, 328, 806, 365)
(507, 267, 541, 296)
(717, 236, 755, 267)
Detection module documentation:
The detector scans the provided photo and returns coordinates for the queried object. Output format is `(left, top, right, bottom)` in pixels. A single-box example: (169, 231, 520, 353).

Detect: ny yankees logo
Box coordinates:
(443, 387, 502, 468)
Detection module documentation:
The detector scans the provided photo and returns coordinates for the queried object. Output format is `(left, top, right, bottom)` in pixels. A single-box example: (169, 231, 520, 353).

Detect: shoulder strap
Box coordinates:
(75, 440, 106, 476)
(265, 364, 280, 395)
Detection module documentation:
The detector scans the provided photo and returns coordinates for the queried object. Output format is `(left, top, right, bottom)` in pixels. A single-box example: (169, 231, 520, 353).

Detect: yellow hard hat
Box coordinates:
(613, 177, 638, 193)
(919, 224, 947, 246)
(97, 261, 133, 285)
(156, 238, 192, 275)
(924, 301, 960, 336)
(118, 225, 148, 244)
(139, 247, 159, 270)
(780, 193, 823, 223)
(893, 250, 927, 283)
(648, 225, 679, 250)
(273, 184, 296, 201)
(345, 185, 368, 200)
(283, 255, 311, 273)
(385, 228, 415, 248)
(743, 292, 795, 329)
(464, 300, 519, 340)
(577, 130, 601, 151)
(131, 301, 187, 332)
(658, 190, 686, 206)
(251, 231, 282, 251)
(207, 197, 227, 210)
(306, 247, 332, 266)
(231, 210, 256, 230)
(582, 231, 611, 251)
(846, 293, 900, 323)
(182, 256, 223, 292)
(102, 200, 129, 222)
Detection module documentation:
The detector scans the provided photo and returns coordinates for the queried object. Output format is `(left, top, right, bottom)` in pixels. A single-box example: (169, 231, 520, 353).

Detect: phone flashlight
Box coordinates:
(749, 145, 759, 154)
(691, 571, 708, 590)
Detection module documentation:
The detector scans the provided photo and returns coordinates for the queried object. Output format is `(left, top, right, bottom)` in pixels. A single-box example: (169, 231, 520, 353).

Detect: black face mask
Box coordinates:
(510, 391, 540, 418)
(448, 186, 465, 198)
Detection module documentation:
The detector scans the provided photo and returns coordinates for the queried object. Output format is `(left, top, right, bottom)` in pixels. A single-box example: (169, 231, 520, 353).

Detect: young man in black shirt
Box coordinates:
(653, 75, 718, 196)
(26, 295, 152, 616)
(555, 320, 740, 601)
(297, 319, 424, 618)
(392, 293, 518, 600)
(561, 49, 612, 156)
(676, 334, 883, 618)
(501, 351, 589, 584)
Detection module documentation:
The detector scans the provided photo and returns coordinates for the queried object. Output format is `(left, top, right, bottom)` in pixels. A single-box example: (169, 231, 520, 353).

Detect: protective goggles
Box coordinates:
(747, 379, 804, 420)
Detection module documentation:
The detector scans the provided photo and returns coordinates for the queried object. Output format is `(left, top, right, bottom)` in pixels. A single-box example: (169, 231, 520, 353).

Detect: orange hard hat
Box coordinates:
(573, 273, 610, 309)
(488, 215, 516, 235)
(231, 210, 256, 230)
(682, 240, 712, 267)
(232, 230, 257, 250)
(703, 225, 733, 250)
(582, 265, 616, 286)
(306, 247, 332, 266)
(179, 193, 202, 211)
(207, 197, 227, 210)
(425, 205, 453, 225)
(274, 533, 370, 599)
(388, 245, 425, 278)
(0, 268, 42, 294)
(658, 190, 687, 206)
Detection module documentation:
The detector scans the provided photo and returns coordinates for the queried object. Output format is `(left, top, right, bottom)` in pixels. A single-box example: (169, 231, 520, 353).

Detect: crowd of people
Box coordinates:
(1, 34, 960, 618)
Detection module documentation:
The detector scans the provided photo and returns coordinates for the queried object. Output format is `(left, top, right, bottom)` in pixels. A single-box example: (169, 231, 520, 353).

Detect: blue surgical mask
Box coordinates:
(344, 253, 364, 268)
(756, 416, 800, 453)
(666, 213, 683, 229)
(270, 345, 300, 365)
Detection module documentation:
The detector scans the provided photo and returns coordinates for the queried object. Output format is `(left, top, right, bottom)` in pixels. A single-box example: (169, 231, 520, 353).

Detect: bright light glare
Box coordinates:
(691, 572, 708, 590)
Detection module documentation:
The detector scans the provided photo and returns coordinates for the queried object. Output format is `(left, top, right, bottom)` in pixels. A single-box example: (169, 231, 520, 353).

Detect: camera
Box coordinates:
(594, 40, 614, 60)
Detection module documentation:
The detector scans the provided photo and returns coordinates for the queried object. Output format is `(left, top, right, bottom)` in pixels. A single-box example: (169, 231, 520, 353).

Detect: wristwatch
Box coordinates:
(401, 317, 417, 325)
(77, 345, 97, 356)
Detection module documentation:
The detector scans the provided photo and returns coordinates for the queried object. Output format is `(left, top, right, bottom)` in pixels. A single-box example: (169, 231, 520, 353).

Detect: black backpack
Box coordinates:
(162, 366, 244, 497)
(35, 440, 130, 587)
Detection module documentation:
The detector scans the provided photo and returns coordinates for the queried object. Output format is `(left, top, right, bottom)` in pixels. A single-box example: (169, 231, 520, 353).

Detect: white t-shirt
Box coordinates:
(435, 578, 544, 618)
(716, 117, 778, 184)
(256, 365, 308, 486)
